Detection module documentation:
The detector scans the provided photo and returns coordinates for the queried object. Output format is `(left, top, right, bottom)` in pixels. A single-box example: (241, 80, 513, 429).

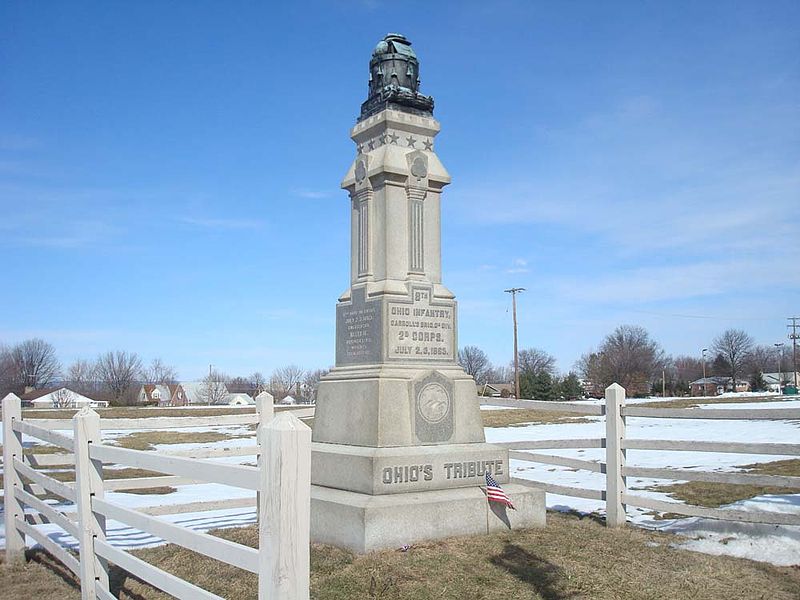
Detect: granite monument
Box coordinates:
(311, 33, 545, 552)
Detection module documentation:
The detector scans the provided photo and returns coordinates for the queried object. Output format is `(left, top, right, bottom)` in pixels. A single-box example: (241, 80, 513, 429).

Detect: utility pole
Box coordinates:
(504, 287, 525, 398)
(789, 318, 799, 388)
(774, 342, 784, 392)
(701, 348, 708, 397)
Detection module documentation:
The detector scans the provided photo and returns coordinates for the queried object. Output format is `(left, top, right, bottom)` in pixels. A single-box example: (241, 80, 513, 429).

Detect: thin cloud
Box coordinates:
(180, 216, 264, 230)
(291, 189, 332, 199)
(557, 256, 800, 305)
(506, 258, 529, 274)
(2, 218, 122, 249)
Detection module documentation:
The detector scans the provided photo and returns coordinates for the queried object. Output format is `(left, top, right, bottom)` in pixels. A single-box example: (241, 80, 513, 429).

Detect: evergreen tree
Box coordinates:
(750, 371, 767, 392)
(558, 372, 583, 400)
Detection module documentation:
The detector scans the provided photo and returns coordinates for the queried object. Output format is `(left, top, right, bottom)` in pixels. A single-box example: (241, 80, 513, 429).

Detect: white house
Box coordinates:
(763, 372, 800, 393)
(137, 384, 178, 405)
(226, 392, 255, 406)
(22, 387, 108, 409)
(172, 381, 230, 405)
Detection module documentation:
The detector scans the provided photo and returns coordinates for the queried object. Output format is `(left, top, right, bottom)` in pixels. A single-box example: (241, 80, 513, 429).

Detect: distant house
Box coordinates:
(171, 381, 230, 406)
(226, 393, 256, 406)
(479, 383, 515, 398)
(762, 372, 800, 393)
(21, 387, 108, 409)
(278, 394, 297, 405)
(579, 379, 603, 399)
(137, 384, 179, 406)
(690, 377, 750, 396)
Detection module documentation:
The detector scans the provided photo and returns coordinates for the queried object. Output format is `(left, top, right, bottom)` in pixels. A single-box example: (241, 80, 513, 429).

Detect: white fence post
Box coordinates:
(74, 407, 110, 599)
(255, 391, 274, 517)
(605, 383, 627, 527)
(2, 393, 26, 562)
(258, 412, 311, 600)
(256, 391, 275, 448)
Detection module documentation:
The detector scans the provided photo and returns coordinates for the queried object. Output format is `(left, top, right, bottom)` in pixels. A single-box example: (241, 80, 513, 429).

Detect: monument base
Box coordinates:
(311, 483, 546, 553)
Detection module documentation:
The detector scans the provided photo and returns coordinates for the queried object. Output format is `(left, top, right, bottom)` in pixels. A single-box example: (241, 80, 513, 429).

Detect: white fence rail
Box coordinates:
(487, 386, 800, 527)
(1, 392, 311, 599)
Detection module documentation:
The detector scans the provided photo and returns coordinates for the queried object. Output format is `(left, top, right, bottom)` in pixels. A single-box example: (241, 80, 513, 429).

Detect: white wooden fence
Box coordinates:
(484, 384, 800, 527)
(2, 393, 313, 599)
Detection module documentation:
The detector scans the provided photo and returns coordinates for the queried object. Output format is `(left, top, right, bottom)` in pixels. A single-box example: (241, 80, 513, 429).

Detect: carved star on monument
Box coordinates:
(406, 135, 417, 148)
(388, 132, 399, 144)
(357, 143, 364, 154)
(379, 134, 387, 145)
(423, 139, 433, 151)
(368, 139, 375, 151)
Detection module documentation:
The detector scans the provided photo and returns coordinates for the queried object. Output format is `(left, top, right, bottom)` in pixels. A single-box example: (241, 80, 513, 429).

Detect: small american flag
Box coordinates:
(485, 472, 515, 510)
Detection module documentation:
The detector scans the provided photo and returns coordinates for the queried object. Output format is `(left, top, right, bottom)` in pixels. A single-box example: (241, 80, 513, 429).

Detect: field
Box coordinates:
(2, 511, 798, 600)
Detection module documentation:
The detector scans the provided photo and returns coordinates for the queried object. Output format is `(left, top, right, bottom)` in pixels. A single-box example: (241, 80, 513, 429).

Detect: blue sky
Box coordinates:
(1, 1, 798, 380)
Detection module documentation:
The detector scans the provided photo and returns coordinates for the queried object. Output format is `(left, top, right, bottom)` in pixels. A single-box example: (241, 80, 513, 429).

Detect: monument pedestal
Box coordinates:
(311, 483, 545, 553)
(312, 442, 511, 495)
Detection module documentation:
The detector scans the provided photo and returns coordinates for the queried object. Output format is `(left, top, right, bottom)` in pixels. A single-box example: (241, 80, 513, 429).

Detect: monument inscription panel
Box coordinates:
(387, 288, 455, 361)
(336, 287, 382, 366)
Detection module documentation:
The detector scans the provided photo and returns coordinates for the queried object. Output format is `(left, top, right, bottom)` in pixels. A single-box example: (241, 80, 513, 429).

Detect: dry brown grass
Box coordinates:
(0, 549, 82, 600)
(23, 444, 69, 455)
(116, 486, 177, 495)
(651, 459, 800, 508)
(42, 467, 166, 483)
(110, 430, 253, 451)
(643, 396, 794, 409)
(18, 406, 256, 420)
(482, 409, 591, 428)
(4, 511, 798, 599)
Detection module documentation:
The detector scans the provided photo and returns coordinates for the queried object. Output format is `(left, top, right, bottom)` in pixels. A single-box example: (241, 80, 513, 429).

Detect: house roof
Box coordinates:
(177, 381, 229, 404)
(19, 387, 95, 401)
(140, 384, 174, 402)
(690, 376, 748, 385)
(483, 383, 514, 392)
(226, 393, 255, 405)
(20, 387, 58, 400)
(21, 387, 98, 404)
(762, 372, 800, 384)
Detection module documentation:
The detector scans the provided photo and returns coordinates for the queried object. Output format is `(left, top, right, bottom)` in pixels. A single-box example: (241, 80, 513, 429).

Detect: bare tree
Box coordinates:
(711, 329, 755, 390)
(198, 369, 229, 405)
(516, 348, 557, 377)
(665, 355, 705, 396)
(96, 351, 143, 405)
(226, 375, 253, 394)
(577, 325, 665, 396)
(0, 344, 18, 395)
(301, 368, 330, 404)
(249, 372, 267, 393)
(743, 344, 778, 378)
(51, 387, 74, 408)
(144, 358, 178, 385)
(671, 355, 704, 383)
(66, 359, 97, 394)
(10, 338, 61, 390)
(269, 365, 305, 400)
(486, 365, 512, 384)
(458, 346, 492, 383)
